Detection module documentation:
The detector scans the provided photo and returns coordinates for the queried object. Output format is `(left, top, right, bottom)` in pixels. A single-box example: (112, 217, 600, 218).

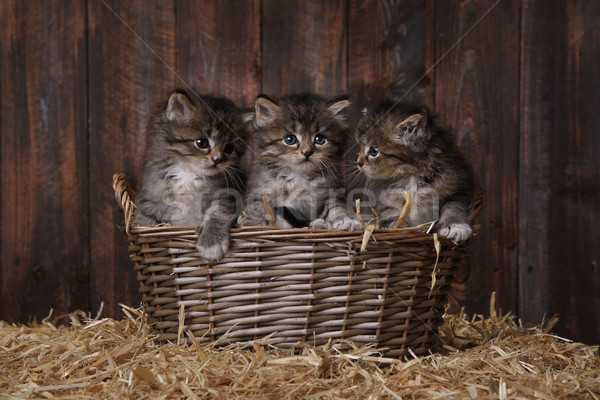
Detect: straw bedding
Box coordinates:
(2, 295, 599, 399)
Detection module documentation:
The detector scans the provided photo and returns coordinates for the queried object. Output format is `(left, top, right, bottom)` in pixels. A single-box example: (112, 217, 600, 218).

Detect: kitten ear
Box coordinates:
(166, 92, 193, 122)
(255, 95, 280, 127)
(241, 111, 255, 133)
(242, 112, 255, 124)
(394, 109, 428, 138)
(327, 97, 351, 119)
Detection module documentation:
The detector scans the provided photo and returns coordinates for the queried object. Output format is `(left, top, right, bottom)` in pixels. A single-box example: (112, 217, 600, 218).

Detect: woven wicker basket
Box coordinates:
(113, 173, 480, 357)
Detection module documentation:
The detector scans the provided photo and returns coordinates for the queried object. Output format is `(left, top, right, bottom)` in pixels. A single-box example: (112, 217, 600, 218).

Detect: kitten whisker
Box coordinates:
(319, 159, 339, 184)
(345, 160, 363, 185)
(318, 159, 330, 178)
(223, 168, 244, 193)
(228, 168, 238, 188)
(223, 171, 231, 192)
(317, 161, 326, 180)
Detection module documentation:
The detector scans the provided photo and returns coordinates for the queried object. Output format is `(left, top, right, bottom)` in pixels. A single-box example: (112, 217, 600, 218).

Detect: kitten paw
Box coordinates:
(438, 223, 472, 242)
(196, 239, 229, 261)
(196, 228, 230, 261)
(309, 218, 332, 230)
(331, 217, 363, 231)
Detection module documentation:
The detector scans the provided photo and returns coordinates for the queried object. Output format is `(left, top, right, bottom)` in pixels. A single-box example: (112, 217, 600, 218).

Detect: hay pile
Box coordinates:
(1, 297, 599, 399)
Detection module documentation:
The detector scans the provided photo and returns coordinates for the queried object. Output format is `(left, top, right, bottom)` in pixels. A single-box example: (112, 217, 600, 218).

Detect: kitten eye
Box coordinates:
(369, 147, 379, 157)
(314, 134, 326, 145)
(223, 143, 235, 155)
(284, 134, 298, 145)
(195, 138, 209, 149)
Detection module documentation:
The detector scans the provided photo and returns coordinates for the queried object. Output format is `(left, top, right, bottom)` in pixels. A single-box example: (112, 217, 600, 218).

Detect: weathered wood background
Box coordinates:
(1, 0, 599, 345)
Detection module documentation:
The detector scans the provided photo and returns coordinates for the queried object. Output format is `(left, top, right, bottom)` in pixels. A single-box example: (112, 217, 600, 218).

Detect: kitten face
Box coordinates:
(356, 102, 429, 180)
(156, 91, 250, 178)
(242, 93, 361, 231)
(137, 89, 252, 258)
(254, 94, 350, 176)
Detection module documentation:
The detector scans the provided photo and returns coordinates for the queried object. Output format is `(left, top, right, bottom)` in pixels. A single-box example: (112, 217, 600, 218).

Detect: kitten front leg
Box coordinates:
(196, 201, 237, 260)
(240, 189, 280, 227)
(240, 197, 271, 227)
(436, 201, 472, 242)
(438, 223, 472, 242)
(241, 204, 297, 228)
(320, 195, 362, 231)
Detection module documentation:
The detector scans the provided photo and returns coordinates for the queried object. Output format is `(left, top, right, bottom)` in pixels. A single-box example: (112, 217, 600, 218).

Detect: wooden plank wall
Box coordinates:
(519, 0, 600, 344)
(434, 0, 521, 316)
(0, 0, 90, 321)
(1, 0, 598, 344)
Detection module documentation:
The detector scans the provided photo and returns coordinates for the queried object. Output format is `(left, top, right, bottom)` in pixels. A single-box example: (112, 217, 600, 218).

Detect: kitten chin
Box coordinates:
(356, 101, 475, 241)
(242, 93, 362, 231)
(136, 89, 251, 259)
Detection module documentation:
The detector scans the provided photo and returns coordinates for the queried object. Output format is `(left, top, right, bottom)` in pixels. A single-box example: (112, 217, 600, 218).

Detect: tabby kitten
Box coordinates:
(356, 101, 474, 241)
(136, 89, 251, 259)
(242, 93, 361, 231)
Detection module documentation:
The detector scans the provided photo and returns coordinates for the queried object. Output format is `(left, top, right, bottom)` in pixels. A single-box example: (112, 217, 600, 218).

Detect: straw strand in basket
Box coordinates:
(394, 191, 414, 229)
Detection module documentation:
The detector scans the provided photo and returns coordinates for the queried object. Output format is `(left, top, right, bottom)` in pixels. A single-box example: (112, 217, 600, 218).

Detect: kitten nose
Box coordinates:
(358, 162, 364, 168)
(302, 149, 313, 159)
(212, 156, 222, 165)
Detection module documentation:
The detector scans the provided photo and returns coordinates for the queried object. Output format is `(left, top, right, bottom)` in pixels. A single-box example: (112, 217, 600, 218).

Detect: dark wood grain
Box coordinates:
(548, 1, 600, 343)
(424, 0, 436, 110)
(518, 0, 565, 329)
(177, 0, 261, 108)
(88, 0, 177, 318)
(347, 0, 429, 189)
(520, 0, 600, 344)
(348, 0, 428, 108)
(262, 0, 347, 97)
(0, 0, 89, 322)
(434, 0, 520, 315)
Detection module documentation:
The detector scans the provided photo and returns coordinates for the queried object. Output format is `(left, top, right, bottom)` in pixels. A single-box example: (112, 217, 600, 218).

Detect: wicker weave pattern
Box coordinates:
(114, 173, 472, 357)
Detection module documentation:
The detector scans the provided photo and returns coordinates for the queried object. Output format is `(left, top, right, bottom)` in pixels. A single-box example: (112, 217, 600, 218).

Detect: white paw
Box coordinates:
(438, 223, 472, 242)
(309, 218, 332, 230)
(331, 217, 363, 232)
(197, 238, 229, 261)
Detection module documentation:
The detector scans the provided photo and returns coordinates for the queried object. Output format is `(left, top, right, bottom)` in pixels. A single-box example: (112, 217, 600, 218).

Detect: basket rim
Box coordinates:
(112, 172, 481, 244)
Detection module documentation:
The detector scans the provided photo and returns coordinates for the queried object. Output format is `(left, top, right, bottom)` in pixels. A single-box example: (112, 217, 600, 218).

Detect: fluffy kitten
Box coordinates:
(242, 93, 361, 231)
(136, 89, 250, 259)
(356, 101, 474, 241)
